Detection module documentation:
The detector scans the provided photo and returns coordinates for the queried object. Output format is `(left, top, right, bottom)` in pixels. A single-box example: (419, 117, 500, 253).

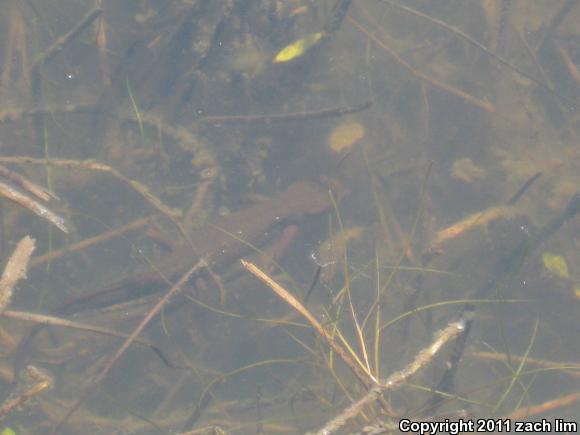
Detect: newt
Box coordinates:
(10, 181, 341, 384)
(59, 181, 341, 314)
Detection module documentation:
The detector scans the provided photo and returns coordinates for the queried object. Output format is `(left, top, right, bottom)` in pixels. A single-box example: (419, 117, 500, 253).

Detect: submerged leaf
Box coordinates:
(542, 252, 570, 278)
(328, 121, 365, 153)
(273, 32, 325, 63)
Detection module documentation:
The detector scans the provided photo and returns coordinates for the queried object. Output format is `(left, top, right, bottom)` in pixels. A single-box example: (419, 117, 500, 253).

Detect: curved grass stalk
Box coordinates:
(242, 260, 379, 391)
(335, 326, 377, 382)
(492, 318, 539, 414)
(471, 351, 580, 379)
(188, 358, 308, 430)
(361, 162, 432, 331)
(411, 365, 580, 415)
(126, 75, 145, 147)
(283, 329, 318, 358)
(379, 298, 527, 335)
(373, 246, 381, 379)
(480, 341, 534, 414)
(329, 190, 373, 377)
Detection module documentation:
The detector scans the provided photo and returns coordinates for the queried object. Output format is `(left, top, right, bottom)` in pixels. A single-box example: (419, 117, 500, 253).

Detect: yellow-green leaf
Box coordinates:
(272, 32, 325, 63)
(542, 252, 570, 278)
(1, 428, 17, 435)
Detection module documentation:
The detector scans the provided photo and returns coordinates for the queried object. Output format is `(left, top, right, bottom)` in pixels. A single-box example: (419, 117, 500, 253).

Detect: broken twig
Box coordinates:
(0, 365, 53, 419)
(313, 311, 469, 434)
(0, 181, 68, 233)
(0, 236, 35, 313)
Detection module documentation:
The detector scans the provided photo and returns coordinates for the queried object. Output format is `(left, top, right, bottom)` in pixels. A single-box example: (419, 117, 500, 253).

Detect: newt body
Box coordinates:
(61, 182, 336, 314)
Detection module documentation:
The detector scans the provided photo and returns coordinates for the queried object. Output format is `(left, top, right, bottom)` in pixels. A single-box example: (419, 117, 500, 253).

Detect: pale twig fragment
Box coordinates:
(0, 181, 69, 233)
(0, 157, 181, 221)
(0, 164, 56, 201)
(0, 365, 53, 419)
(1, 309, 169, 355)
(0, 235, 35, 313)
(428, 205, 516, 252)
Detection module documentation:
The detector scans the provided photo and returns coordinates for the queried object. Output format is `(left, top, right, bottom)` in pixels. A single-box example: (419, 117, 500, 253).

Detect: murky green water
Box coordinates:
(0, 1, 578, 433)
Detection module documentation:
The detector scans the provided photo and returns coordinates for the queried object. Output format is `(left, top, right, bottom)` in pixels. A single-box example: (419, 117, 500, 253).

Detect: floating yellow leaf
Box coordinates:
(328, 121, 365, 153)
(272, 32, 325, 64)
(574, 287, 580, 300)
(1, 428, 17, 435)
(542, 252, 570, 279)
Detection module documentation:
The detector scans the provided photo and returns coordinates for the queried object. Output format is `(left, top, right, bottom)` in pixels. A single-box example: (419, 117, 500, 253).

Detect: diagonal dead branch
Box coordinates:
(0, 181, 69, 233)
(52, 259, 206, 433)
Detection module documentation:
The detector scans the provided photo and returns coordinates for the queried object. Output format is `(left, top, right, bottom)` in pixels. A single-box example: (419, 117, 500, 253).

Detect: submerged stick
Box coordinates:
(470, 351, 580, 379)
(378, 0, 572, 106)
(0, 103, 96, 123)
(241, 259, 378, 389)
(0, 165, 55, 201)
(0, 236, 35, 313)
(198, 101, 372, 125)
(0, 157, 181, 221)
(29, 216, 153, 268)
(0, 365, 53, 419)
(313, 310, 470, 434)
(505, 392, 580, 420)
(421, 305, 475, 415)
(31, 8, 103, 70)
(0, 181, 69, 233)
(428, 171, 543, 254)
(1, 309, 177, 368)
(52, 259, 206, 433)
(348, 16, 495, 113)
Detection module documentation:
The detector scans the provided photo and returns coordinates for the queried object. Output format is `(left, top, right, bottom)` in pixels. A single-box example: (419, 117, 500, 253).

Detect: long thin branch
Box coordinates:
(1, 309, 174, 367)
(52, 259, 205, 433)
(31, 8, 103, 70)
(348, 17, 495, 113)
